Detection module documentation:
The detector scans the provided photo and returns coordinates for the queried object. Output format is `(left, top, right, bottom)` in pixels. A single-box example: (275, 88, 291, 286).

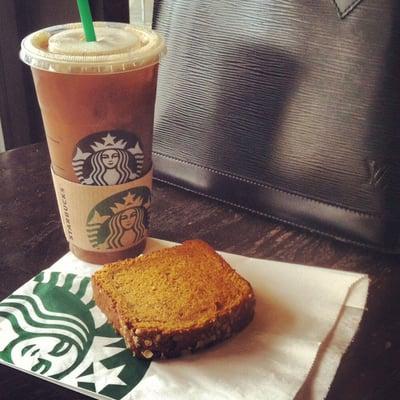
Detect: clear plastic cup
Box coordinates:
(20, 22, 166, 264)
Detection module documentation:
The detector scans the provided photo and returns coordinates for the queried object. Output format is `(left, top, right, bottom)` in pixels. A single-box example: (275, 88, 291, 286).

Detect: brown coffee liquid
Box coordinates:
(32, 65, 159, 263)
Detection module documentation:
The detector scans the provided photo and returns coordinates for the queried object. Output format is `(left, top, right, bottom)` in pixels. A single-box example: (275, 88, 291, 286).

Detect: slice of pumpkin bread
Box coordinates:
(92, 240, 256, 359)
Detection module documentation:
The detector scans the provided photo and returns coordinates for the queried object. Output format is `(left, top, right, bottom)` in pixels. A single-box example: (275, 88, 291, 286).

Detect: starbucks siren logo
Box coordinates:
(87, 187, 151, 250)
(0, 271, 150, 399)
(72, 130, 144, 186)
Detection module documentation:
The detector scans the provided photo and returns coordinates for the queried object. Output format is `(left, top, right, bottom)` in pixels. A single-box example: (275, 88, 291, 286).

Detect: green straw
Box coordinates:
(77, 0, 97, 42)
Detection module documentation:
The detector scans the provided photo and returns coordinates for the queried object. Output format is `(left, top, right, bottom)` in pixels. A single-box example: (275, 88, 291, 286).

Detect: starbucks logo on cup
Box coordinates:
(87, 187, 151, 250)
(72, 130, 144, 186)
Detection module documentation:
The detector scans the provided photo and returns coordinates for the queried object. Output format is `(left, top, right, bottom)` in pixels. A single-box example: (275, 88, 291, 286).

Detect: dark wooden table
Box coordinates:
(1, 143, 399, 400)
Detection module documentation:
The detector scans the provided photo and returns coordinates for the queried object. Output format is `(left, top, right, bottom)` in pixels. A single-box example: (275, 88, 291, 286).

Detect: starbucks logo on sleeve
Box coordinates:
(0, 271, 150, 398)
(72, 130, 144, 186)
(87, 187, 151, 250)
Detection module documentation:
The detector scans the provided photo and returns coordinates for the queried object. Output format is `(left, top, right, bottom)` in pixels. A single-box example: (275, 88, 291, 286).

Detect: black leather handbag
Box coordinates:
(152, 0, 400, 252)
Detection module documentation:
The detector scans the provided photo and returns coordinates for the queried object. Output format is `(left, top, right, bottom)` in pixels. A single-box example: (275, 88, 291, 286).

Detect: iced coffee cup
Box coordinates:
(20, 22, 165, 264)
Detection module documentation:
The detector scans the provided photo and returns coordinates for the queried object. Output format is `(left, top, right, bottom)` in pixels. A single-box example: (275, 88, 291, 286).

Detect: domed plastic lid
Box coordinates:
(20, 21, 165, 74)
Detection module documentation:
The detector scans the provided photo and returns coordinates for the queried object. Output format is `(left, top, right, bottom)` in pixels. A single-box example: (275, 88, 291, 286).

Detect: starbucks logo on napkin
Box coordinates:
(0, 271, 150, 399)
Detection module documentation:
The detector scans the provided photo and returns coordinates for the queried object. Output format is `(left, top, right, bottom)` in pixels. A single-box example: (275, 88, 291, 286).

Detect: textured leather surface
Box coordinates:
(333, 0, 364, 18)
(152, 0, 400, 252)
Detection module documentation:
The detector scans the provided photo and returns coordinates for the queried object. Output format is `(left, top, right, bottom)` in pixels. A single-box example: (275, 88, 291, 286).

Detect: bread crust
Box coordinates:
(92, 240, 256, 359)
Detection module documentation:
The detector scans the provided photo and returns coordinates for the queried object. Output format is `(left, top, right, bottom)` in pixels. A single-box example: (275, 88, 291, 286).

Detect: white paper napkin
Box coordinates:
(0, 238, 368, 400)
